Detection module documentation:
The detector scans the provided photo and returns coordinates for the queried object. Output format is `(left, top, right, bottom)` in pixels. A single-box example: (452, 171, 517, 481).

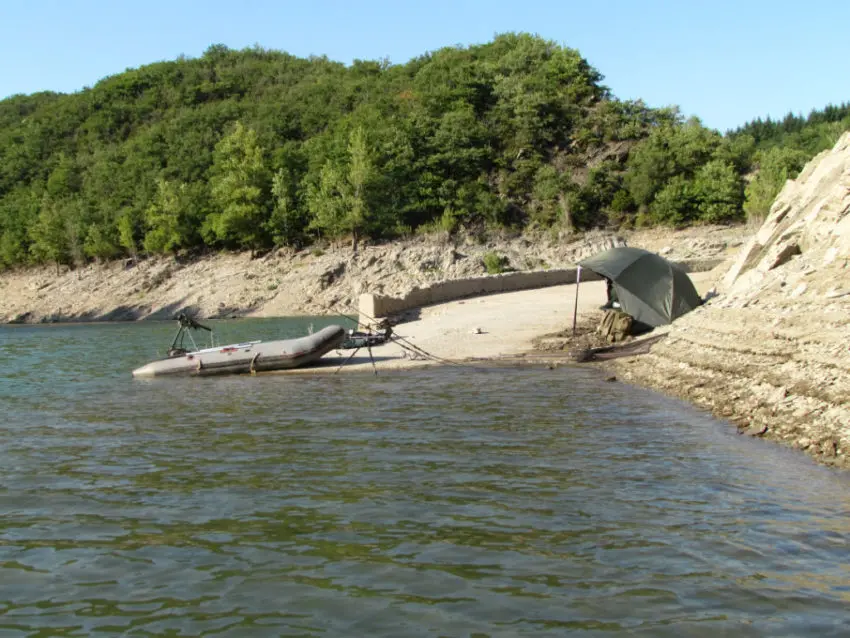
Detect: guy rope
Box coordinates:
(333, 300, 469, 373)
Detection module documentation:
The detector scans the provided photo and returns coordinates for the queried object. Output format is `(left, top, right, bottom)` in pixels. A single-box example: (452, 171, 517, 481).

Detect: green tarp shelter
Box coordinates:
(579, 247, 702, 328)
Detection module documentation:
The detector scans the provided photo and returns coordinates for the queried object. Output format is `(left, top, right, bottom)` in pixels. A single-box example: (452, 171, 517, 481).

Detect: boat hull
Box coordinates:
(132, 325, 346, 377)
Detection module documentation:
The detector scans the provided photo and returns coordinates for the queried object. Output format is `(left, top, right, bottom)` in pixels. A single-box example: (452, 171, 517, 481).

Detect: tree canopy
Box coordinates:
(0, 35, 847, 269)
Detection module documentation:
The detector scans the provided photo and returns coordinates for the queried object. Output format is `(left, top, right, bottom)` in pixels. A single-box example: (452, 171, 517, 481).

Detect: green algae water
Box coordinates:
(2, 319, 850, 637)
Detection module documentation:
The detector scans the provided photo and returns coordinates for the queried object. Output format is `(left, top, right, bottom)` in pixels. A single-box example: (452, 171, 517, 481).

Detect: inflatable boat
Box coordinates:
(132, 314, 346, 377)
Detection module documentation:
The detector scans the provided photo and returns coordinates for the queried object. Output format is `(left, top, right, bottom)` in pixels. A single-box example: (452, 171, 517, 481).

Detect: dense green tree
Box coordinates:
(530, 165, 569, 227)
(625, 117, 721, 208)
(744, 147, 810, 221)
(345, 126, 374, 250)
(0, 35, 846, 270)
(143, 178, 190, 254)
(117, 208, 141, 258)
(63, 199, 87, 270)
(29, 196, 70, 270)
(0, 187, 39, 268)
(567, 161, 624, 228)
(206, 121, 270, 252)
(647, 175, 699, 226)
(84, 218, 122, 261)
(267, 167, 303, 247)
(307, 126, 379, 249)
(46, 153, 82, 198)
(693, 160, 745, 223)
(307, 161, 348, 240)
(713, 133, 756, 174)
(266, 140, 309, 246)
(731, 102, 850, 152)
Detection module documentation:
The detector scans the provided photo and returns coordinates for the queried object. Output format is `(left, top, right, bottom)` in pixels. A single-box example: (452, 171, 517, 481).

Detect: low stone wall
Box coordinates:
(358, 258, 723, 321)
(359, 268, 599, 320)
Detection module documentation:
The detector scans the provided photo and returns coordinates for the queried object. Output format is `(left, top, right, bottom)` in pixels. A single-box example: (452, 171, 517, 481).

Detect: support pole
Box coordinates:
(572, 266, 582, 336)
(335, 347, 360, 374)
(367, 345, 378, 376)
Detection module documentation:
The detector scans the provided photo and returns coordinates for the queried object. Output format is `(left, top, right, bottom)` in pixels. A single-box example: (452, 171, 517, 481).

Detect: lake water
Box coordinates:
(2, 319, 850, 637)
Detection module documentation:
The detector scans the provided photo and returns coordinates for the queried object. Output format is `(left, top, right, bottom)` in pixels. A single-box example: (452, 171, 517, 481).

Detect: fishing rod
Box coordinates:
(334, 299, 470, 367)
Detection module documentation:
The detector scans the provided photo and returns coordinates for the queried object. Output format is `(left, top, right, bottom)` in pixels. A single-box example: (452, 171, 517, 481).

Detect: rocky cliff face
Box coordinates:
(616, 132, 850, 468)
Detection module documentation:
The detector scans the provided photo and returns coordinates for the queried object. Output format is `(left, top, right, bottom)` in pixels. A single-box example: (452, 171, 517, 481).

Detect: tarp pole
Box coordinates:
(572, 265, 582, 336)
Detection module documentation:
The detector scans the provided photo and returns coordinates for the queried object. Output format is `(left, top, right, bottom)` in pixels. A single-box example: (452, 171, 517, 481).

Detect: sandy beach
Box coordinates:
(301, 272, 716, 374)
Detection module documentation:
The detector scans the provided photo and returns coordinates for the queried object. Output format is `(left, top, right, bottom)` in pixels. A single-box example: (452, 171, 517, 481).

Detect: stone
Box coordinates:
(745, 424, 769, 437)
(789, 283, 808, 298)
(319, 262, 346, 289)
(821, 440, 839, 458)
(758, 241, 801, 272)
(825, 288, 850, 299)
(769, 386, 788, 404)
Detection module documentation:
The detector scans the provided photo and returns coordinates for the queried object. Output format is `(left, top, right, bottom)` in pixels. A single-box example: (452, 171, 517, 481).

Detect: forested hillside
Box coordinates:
(728, 103, 850, 219)
(0, 34, 847, 270)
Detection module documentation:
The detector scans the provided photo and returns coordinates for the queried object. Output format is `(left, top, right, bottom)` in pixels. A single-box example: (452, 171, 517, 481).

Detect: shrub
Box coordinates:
(482, 251, 510, 274)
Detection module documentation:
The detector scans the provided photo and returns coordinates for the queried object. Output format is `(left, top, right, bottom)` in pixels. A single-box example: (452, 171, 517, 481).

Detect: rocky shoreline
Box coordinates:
(608, 133, 850, 470)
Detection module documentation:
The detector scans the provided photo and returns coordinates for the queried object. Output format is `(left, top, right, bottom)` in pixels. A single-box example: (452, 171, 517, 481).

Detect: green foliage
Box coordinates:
(609, 189, 635, 215)
(268, 167, 305, 246)
(307, 125, 378, 247)
(625, 117, 721, 207)
(482, 251, 510, 274)
(346, 126, 374, 241)
(416, 208, 460, 235)
(0, 187, 39, 268)
(29, 196, 70, 266)
(529, 165, 566, 226)
(642, 160, 744, 226)
(84, 219, 122, 261)
(692, 160, 744, 223)
(731, 102, 850, 153)
(307, 160, 349, 239)
(144, 178, 191, 254)
(0, 36, 845, 269)
(606, 189, 637, 228)
(207, 121, 270, 250)
(744, 147, 810, 221)
(117, 208, 141, 257)
(713, 134, 756, 174)
(645, 175, 699, 226)
(46, 153, 82, 198)
(64, 200, 87, 268)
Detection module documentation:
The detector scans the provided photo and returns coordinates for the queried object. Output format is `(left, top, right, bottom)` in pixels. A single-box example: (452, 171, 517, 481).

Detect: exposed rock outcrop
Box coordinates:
(615, 132, 850, 468)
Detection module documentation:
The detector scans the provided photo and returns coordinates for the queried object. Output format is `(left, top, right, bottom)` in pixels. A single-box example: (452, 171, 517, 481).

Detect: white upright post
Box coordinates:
(572, 266, 582, 336)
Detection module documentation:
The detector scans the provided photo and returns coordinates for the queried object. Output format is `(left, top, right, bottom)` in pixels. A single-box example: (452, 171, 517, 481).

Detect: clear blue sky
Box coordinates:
(1, 0, 847, 132)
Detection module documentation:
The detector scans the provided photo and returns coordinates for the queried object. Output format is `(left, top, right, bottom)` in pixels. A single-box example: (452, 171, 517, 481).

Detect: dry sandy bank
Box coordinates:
(281, 272, 716, 375)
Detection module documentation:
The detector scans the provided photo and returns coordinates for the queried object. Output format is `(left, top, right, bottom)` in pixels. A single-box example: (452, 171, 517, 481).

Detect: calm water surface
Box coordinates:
(1, 319, 850, 637)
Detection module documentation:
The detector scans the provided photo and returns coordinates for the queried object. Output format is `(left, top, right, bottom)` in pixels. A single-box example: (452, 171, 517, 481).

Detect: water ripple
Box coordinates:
(2, 321, 850, 636)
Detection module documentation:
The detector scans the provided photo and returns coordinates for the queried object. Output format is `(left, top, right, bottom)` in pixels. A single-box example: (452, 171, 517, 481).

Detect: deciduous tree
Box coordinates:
(207, 121, 270, 253)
